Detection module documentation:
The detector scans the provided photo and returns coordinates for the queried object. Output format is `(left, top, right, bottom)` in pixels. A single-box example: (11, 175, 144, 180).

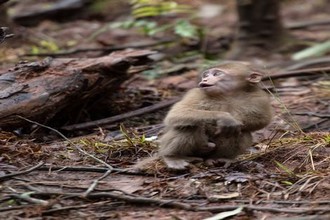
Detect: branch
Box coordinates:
(0, 161, 44, 181)
(262, 66, 330, 81)
(37, 165, 142, 175)
(292, 112, 330, 118)
(61, 98, 179, 131)
(286, 18, 330, 30)
(83, 170, 112, 197)
(26, 191, 330, 214)
(10, 192, 48, 205)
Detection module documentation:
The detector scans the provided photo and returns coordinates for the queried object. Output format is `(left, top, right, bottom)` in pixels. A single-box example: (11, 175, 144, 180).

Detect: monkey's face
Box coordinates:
(199, 68, 239, 95)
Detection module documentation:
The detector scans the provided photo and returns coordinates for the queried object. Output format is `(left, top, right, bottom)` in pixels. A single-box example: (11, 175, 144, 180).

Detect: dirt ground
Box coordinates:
(0, 0, 329, 219)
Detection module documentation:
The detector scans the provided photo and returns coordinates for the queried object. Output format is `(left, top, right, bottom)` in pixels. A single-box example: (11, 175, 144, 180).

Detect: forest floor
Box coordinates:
(0, 0, 329, 219)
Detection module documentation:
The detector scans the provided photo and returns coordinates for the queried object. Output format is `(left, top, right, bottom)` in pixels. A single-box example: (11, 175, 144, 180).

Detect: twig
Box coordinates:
(0, 27, 14, 43)
(17, 116, 113, 170)
(42, 201, 117, 214)
(61, 98, 180, 131)
(10, 192, 49, 205)
(286, 18, 330, 30)
(262, 66, 330, 81)
(26, 191, 330, 214)
(0, 161, 44, 181)
(83, 170, 112, 197)
(283, 56, 330, 71)
(269, 214, 330, 220)
(199, 205, 330, 214)
(232, 199, 330, 205)
(42, 204, 90, 214)
(302, 119, 328, 131)
(37, 165, 142, 175)
(0, 205, 35, 212)
(38, 165, 109, 173)
(292, 112, 330, 118)
(267, 56, 330, 70)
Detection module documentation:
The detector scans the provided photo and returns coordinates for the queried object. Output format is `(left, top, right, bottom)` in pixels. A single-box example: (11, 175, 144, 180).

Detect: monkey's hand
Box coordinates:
(216, 117, 242, 137)
(199, 142, 216, 154)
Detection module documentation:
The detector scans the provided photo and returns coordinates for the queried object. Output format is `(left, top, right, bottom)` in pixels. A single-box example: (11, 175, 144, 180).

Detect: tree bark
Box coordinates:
(228, 0, 287, 58)
(0, 49, 155, 129)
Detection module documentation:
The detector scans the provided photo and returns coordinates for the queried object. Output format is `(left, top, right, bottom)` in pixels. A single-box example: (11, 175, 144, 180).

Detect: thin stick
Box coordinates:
(292, 112, 330, 118)
(262, 66, 330, 81)
(26, 191, 330, 214)
(10, 193, 48, 205)
(61, 98, 179, 131)
(286, 18, 330, 30)
(83, 170, 112, 197)
(37, 165, 143, 175)
(0, 161, 44, 181)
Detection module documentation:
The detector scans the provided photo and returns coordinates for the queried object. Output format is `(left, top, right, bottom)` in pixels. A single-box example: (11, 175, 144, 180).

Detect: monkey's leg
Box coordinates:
(132, 156, 158, 171)
(210, 132, 253, 158)
(204, 132, 253, 168)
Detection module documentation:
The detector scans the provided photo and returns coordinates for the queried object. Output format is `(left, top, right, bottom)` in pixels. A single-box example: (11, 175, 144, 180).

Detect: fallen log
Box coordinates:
(0, 49, 155, 129)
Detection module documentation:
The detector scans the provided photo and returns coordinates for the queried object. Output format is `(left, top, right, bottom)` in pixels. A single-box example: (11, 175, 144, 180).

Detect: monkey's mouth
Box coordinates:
(199, 83, 213, 88)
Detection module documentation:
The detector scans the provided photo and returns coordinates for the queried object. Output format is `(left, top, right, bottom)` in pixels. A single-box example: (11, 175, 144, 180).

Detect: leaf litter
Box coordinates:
(0, 1, 330, 219)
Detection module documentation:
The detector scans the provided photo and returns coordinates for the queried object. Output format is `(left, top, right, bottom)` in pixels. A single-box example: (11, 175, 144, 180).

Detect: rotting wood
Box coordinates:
(0, 49, 156, 129)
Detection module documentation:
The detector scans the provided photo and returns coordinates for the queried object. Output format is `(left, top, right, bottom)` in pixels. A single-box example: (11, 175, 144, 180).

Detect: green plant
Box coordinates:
(30, 40, 59, 54)
(323, 134, 330, 145)
(274, 160, 297, 177)
(262, 75, 304, 133)
(111, 0, 201, 39)
(131, 0, 192, 17)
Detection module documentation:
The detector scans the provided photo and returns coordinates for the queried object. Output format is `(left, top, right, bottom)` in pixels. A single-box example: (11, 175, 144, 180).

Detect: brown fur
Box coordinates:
(135, 62, 272, 170)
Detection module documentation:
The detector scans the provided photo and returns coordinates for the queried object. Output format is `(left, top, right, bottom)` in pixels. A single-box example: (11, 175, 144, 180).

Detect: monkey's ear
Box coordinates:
(247, 72, 262, 83)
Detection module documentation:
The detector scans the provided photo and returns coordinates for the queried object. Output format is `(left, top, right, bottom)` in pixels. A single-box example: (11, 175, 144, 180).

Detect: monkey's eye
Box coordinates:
(202, 72, 210, 77)
(213, 70, 224, 76)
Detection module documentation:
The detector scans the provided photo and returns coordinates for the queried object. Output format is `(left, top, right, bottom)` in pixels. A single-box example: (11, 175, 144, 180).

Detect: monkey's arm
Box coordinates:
(164, 89, 234, 127)
(236, 92, 272, 131)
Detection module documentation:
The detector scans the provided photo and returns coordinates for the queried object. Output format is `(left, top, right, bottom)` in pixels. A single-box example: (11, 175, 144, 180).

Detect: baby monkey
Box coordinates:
(136, 62, 272, 170)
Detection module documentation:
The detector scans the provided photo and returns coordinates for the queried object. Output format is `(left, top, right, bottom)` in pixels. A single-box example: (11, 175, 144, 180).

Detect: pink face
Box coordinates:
(198, 66, 262, 95)
(199, 68, 238, 95)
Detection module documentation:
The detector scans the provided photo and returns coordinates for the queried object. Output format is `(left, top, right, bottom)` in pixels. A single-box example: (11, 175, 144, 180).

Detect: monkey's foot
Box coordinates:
(162, 156, 203, 170)
(163, 157, 189, 170)
(181, 156, 203, 163)
(205, 158, 234, 168)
